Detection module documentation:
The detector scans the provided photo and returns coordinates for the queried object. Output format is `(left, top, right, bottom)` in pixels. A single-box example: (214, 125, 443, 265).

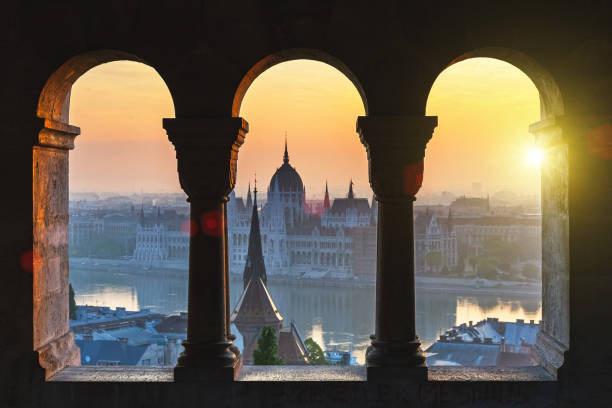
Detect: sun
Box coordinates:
(526, 147, 544, 167)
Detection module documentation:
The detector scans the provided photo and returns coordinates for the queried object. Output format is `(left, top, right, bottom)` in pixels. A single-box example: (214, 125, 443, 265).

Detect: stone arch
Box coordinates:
(231, 48, 369, 117)
(430, 46, 565, 119)
(33, 50, 176, 379)
(424, 47, 569, 378)
(38, 49, 175, 122)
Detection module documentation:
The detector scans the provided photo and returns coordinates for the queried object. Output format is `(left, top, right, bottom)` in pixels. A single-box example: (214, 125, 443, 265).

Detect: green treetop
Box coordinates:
(69, 283, 77, 320)
(304, 338, 328, 365)
(253, 326, 284, 365)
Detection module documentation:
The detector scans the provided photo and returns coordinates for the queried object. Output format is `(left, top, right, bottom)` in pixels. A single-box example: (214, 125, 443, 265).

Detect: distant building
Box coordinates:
(76, 339, 165, 366)
(453, 216, 541, 260)
(70, 305, 162, 333)
(414, 209, 458, 274)
(228, 142, 377, 279)
(231, 188, 307, 365)
(450, 195, 491, 216)
(426, 318, 540, 367)
(132, 207, 189, 265)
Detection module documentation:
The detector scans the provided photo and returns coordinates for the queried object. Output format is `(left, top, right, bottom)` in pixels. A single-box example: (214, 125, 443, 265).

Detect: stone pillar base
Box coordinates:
(36, 332, 81, 380)
(367, 365, 428, 382)
(535, 331, 568, 379)
(174, 356, 242, 382)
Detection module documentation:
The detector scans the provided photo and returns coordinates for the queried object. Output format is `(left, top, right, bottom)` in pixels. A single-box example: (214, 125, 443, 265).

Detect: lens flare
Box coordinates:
(526, 147, 543, 167)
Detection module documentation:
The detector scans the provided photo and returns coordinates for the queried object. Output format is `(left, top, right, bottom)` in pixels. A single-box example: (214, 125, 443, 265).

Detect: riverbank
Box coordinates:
(69, 257, 541, 297)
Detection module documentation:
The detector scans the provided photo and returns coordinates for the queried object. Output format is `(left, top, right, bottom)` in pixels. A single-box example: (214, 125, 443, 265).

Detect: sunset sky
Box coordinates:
(69, 58, 541, 200)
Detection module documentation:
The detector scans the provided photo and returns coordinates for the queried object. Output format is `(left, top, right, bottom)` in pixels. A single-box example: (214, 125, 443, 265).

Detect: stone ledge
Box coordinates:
(237, 365, 367, 381)
(428, 366, 554, 381)
(49, 366, 174, 382)
(50, 365, 553, 383)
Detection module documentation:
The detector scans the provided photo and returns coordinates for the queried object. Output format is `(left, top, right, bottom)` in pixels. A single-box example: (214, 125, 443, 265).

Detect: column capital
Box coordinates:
(37, 119, 80, 150)
(357, 115, 437, 200)
(164, 117, 249, 202)
(530, 114, 612, 160)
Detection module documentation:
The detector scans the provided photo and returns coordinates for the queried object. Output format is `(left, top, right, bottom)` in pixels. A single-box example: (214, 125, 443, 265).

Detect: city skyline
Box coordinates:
(68, 58, 541, 198)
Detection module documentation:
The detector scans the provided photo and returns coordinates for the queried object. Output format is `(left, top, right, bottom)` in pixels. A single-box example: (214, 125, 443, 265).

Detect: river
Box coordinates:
(69, 264, 542, 364)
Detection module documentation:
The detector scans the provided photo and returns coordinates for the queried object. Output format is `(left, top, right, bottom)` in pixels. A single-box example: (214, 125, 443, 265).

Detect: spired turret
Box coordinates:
(324, 181, 331, 212)
(232, 181, 284, 364)
(246, 182, 252, 210)
(242, 184, 267, 289)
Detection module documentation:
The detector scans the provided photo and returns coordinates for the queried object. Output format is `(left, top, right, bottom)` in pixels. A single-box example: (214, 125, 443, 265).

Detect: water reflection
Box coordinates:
(69, 265, 541, 365)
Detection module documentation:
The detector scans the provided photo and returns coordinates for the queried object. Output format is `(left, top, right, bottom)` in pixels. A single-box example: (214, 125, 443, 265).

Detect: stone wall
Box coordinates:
(2, 1, 612, 406)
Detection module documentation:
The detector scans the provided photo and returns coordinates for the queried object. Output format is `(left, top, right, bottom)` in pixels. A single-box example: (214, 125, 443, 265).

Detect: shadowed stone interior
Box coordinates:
(3, 1, 612, 407)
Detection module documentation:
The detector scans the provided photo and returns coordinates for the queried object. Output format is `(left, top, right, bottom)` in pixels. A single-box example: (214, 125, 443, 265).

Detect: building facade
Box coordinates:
(414, 209, 458, 274)
(227, 143, 377, 279)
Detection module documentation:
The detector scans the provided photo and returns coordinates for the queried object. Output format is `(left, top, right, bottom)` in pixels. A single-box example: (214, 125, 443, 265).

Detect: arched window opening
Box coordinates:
(420, 55, 567, 375)
(68, 61, 186, 368)
(34, 54, 185, 378)
(228, 58, 374, 368)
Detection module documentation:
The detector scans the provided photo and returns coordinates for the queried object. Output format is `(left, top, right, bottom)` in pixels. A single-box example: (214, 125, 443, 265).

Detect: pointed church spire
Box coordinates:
(246, 181, 253, 209)
(243, 174, 266, 289)
(139, 203, 145, 226)
(323, 181, 330, 211)
(348, 179, 355, 199)
(283, 132, 289, 164)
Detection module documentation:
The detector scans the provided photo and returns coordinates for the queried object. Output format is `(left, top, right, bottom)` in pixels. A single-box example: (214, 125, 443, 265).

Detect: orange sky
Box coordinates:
(69, 58, 541, 200)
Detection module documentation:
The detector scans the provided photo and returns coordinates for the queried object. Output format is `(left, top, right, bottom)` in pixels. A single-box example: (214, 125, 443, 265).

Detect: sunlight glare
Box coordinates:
(526, 147, 544, 167)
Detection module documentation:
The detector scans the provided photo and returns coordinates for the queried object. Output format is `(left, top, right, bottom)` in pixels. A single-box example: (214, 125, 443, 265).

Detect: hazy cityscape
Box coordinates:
(69, 155, 542, 367)
(66, 58, 543, 369)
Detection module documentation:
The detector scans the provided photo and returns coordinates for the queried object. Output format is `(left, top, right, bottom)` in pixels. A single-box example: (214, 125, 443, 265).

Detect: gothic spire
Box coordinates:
(348, 179, 355, 199)
(139, 203, 145, 226)
(323, 181, 330, 211)
(243, 174, 266, 289)
(283, 132, 289, 165)
(246, 181, 253, 209)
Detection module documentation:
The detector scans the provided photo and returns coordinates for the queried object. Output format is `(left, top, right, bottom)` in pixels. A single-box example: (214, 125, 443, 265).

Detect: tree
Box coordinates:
(253, 326, 283, 365)
(304, 338, 328, 365)
(476, 257, 499, 280)
(425, 251, 443, 273)
(521, 263, 540, 281)
(69, 283, 77, 320)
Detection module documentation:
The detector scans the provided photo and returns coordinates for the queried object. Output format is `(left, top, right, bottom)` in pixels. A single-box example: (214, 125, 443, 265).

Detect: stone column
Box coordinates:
(357, 115, 437, 382)
(529, 116, 570, 379)
(164, 117, 248, 381)
(33, 119, 82, 379)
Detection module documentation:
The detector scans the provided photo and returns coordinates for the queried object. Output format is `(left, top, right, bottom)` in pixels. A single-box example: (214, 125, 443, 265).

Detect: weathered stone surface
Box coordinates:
(3, 2, 612, 407)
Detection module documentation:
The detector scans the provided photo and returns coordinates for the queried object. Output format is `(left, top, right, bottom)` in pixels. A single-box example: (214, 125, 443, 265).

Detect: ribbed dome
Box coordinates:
(269, 139, 304, 192)
(269, 162, 304, 192)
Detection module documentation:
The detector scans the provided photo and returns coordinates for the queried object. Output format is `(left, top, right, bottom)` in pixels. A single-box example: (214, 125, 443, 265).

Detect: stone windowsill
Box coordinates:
(49, 365, 554, 383)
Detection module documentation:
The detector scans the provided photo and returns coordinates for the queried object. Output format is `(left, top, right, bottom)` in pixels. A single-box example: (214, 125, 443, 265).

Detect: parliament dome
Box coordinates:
(269, 141, 304, 193)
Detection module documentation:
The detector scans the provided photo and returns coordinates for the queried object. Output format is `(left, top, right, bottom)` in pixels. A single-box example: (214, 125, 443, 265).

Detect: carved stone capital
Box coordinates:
(37, 119, 80, 150)
(357, 116, 437, 200)
(164, 117, 248, 201)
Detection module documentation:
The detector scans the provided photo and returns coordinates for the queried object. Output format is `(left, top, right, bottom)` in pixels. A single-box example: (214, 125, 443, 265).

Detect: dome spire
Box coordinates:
(348, 179, 355, 199)
(283, 132, 289, 164)
(253, 174, 258, 207)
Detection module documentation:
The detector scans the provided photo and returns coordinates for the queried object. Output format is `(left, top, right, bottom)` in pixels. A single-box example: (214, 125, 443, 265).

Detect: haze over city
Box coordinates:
(69, 58, 541, 200)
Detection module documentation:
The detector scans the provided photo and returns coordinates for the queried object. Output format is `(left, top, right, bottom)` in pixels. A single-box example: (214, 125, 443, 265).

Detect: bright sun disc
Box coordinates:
(526, 147, 543, 166)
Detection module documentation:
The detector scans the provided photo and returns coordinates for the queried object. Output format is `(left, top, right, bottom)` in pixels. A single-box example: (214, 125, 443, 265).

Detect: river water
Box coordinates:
(69, 264, 541, 364)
